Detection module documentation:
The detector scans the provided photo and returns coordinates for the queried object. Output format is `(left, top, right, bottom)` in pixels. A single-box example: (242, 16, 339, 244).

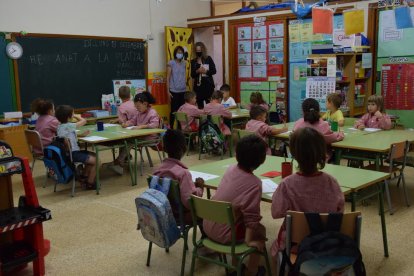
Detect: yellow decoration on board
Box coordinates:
(344, 9, 365, 35)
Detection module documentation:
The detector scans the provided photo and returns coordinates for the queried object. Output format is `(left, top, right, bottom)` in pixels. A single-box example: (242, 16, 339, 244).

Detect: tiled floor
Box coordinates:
(8, 148, 414, 275)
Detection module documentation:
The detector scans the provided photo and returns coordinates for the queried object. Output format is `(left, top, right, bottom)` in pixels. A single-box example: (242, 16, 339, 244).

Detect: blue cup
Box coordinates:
(97, 121, 104, 131)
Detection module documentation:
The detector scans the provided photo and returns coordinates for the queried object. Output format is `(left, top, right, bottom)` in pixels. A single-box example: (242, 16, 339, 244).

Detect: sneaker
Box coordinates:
(109, 164, 124, 175)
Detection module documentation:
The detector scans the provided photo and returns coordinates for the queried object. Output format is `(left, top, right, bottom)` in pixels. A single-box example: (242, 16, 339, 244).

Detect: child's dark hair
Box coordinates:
(55, 105, 74, 124)
(118, 86, 131, 100)
(31, 98, 54, 115)
(211, 90, 224, 101)
(290, 127, 326, 175)
(184, 91, 196, 102)
(250, 92, 266, 105)
(173, 46, 185, 58)
(327, 93, 342, 109)
(134, 91, 156, 105)
(220, 84, 230, 92)
(367, 95, 385, 113)
(249, 105, 267, 120)
(163, 129, 186, 159)
(236, 135, 267, 171)
(302, 98, 320, 124)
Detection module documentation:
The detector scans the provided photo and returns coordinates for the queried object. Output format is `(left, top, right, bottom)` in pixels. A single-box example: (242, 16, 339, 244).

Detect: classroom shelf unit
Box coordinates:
(0, 141, 51, 276)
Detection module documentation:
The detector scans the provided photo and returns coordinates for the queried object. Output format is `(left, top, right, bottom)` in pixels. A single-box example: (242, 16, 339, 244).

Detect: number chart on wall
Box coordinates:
(236, 20, 286, 115)
(381, 63, 414, 110)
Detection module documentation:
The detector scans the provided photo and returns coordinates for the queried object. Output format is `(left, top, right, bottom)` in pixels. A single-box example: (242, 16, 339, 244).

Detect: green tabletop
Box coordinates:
(230, 109, 250, 119)
(77, 125, 165, 144)
(85, 115, 118, 122)
(189, 155, 388, 201)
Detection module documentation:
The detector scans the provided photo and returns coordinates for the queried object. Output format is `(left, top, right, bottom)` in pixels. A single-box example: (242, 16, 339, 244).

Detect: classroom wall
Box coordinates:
(0, 0, 210, 73)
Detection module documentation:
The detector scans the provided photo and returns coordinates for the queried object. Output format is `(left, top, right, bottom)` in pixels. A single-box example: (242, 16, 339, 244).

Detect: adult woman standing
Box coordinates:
(167, 46, 187, 127)
(191, 42, 217, 108)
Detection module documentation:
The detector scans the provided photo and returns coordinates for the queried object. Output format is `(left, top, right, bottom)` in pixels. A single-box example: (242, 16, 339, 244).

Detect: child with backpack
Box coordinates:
(203, 90, 232, 136)
(32, 98, 59, 152)
(153, 129, 204, 223)
(177, 91, 205, 131)
(246, 105, 288, 155)
(203, 135, 268, 276)
(55, 105, 97, 189)
(271, 127, 344, 257)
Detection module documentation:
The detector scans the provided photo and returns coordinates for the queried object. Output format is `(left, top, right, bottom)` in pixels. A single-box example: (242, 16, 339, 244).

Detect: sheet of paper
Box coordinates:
(280, 130, 292, 135)
(189, 171, 219, 182)
(364, 128, 382, 132)
(262, 179, 278, 194)
(348, 127, 358, 131)
(104, 123, 118, 127)
(126, 126, 135, 130)
(81, 136, 109, 142)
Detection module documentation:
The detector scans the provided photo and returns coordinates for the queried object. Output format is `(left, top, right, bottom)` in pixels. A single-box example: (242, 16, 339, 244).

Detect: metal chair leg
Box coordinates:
(145, 146, 154, 167)
(146, 242, 152, 266)
(401, 173, 410, 206)
(384, 179, 394, 215)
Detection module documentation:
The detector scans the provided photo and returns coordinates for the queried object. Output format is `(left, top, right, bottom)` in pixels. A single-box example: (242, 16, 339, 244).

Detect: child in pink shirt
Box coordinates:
(153, 129, 204, 223)
(245, 92, 269, 111)
(293, 98, 344, 144)
(354, 95, 392, 130)
(203, 135, 268, 275)
(111, 86, 137, 124)
(204, 90, 232, 136)
(271, 127, 344, 258)
(177, 91, 204, 131)
(246, 105, 288, 155)
(33, 98, 59, 153)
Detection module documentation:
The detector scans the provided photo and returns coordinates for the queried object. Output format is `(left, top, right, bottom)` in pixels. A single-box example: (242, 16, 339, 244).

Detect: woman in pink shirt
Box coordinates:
(177, 91, 205, 131)
(271, 127, 344, 258)
(112, 86, 137, 124)
(203, 135, 268, 275)
(354, 95, 392, 130)
(246, 105, 288, 155)
(33, 98, 59, 152)
(203, 90, 232, 135)
(153, 129, 204, 223)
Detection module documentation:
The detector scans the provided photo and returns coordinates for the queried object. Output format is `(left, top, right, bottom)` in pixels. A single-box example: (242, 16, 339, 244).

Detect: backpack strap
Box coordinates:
(326, 213, 343, 232)
(304, 213, 324, 236)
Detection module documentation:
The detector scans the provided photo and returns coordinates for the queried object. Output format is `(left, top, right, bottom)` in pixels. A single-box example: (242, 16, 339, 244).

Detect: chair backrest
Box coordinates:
(210, 114, 222, 128)
(24, 129, 44, 156)
(237, 129, 255, 140)
(285, 211, 362, 254)
(174, 112, 189, 131)
(388, 141, 409, 170)
(189, 195, 238, 254)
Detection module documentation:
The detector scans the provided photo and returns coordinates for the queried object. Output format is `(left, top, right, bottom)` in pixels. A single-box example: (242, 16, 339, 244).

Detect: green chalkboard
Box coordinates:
(0, 35, 14, 112)
(15, 34, 146, 112)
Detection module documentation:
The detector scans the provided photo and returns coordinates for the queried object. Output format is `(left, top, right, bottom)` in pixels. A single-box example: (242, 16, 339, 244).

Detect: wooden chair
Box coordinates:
(237, 129, 255, 140)
(145, 176, 192, 276)
(174, 112, 199, 156)
(24, 129, 48, 188)
(280, 211, 362, 275)
(189, 195, 272, 276)
(363, 141, 410, 214)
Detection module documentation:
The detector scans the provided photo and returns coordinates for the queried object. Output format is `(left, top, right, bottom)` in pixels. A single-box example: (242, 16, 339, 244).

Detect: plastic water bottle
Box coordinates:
(111, 104, 117, 115)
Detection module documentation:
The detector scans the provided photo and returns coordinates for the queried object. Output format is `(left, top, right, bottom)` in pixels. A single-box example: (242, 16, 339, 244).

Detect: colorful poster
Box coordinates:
(238, 53, 251, 66)
(239, 66, 252, 78)
(312, 7, 334, 34)
(306, 57, 336, 77)
(238, 26, 252, 40)
(147, 72, 168, 105)
(269, 38, 284, 51)
(344, 9, 364, 35)
(253, 26, 267, 39)
(333, 29, 355, 47)
(113, 79, 146, 98)
(238, 41, 251, 53)
(300, 22, 313, 42)
(252, 53, 267, 66)
(253, 66, 267, 78)
(289, 22, 300, 43)
(268, 64, 283, 76)
(253, 40, 267, 52)
(381, 63, 414, 110)
(269, 24, 284, 37)
(269, 52, 284, 64)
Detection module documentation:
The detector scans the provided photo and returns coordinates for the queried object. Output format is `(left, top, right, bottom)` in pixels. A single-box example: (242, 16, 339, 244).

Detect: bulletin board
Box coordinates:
(381, 63, 414, 110)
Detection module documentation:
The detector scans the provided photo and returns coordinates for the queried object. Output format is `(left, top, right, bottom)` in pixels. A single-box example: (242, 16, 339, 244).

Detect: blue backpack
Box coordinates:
(135, 176, 180, 248)
(43, 138, 74, 184)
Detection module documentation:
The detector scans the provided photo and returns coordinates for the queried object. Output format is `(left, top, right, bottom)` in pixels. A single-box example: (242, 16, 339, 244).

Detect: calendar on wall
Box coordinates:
(381, 63, 414, 110)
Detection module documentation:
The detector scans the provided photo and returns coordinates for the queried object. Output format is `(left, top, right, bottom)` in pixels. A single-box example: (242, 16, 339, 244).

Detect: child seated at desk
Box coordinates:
(203, 135, 268, 276)
(246, 105, 288, 155)
(220, 84, 237, 109)
(111, 86, 137, 124)
(203, 90, 232, 136)
(177, 91, 204, 131)
(246, 92, 269, 111)
(153, 129, 204, 223)
(55, 105, 97, 189)
(32, 98, 59, 151)
(322, 93, 344, 127)
(354, 95, 392, 130)
(271, 127, 344, 259)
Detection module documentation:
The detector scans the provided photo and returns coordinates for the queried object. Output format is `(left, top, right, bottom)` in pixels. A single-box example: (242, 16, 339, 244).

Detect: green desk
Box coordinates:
(85, 115, 118, 125)
(78, 125, 165, 193)
(190, 156, 390, 257)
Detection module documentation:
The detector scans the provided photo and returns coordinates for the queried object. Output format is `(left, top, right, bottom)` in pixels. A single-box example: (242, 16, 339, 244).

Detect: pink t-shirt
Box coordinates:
(117, 100, 137, 124)
(153, 158, 203, 210)
(246, 103, 269, 111)
(203, 165, 262, 244)
(271, 172, 344, 256)
(177, 103, 204, 131)
(35, 115, 59, 153)
(354, 113, 392, 130)
(293, 118, 344, 144)
(126, 107, 160, 140)
(246, 119, 273, 155)
(203, 103, 232, 136)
